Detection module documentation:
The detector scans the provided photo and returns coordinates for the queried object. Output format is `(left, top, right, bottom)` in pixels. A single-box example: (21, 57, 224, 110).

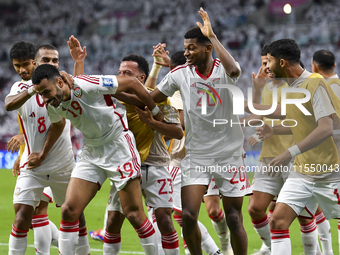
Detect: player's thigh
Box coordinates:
(248, 191, 275, 213)
(270, 202, 297, 230)
(64, 177, 99, 211)
(118, 178, 144, 214)
(181, 185, 207, 219)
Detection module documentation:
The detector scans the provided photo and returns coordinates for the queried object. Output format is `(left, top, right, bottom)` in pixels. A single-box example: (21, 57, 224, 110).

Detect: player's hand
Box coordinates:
(255, 123, 273, 141)
(27, 152, 45, 169)
(68, 35, 87, 62)
(12, 156, 20, 177)
(60, 71, 74, 89)
(7, 134, 25, 153)
(196, 7, 215, 39)
(248, 134, 261, 147)
(252, 66, 268, 90)
(152, 43, 170, 67)
(133, 106, 154, 125)
(266, 150, 292, 178)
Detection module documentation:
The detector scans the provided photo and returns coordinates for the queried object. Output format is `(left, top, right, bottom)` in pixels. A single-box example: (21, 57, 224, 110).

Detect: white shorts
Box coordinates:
(13, 164, 73, 209)
(72, 130, 141, 192)
(141, 165, 173, 210)
(204, 179, 220, 197)
(181, 154, 251, 197)
(277, 176, 340, 220)
(251, 159, 291, 196)
(169, 165, 181, 212)
(107, 182, 124, 214)
(40, 187, 53, 203)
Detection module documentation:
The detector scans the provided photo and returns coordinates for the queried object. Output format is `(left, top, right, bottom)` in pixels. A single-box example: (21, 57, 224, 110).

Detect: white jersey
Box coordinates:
(47, 75, 128, 146)
(7, 80, 74, 174)
(157, 59, 244, 157)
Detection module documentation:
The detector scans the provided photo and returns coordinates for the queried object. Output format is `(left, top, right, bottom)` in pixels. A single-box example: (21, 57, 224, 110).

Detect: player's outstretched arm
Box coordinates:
(115, 76, 162, 120)
(5, 89, 36, 111)
(68, 35, 86, 76)
(196, 7, 240, 78)
(27, 118, 66, 169)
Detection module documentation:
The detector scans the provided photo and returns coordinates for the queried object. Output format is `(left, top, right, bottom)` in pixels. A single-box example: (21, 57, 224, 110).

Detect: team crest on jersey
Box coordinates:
(73, 87, 82, 98)
(15, 187, 21, 196)
(107, 195, 112, 205)
(102, 77, 114, 87)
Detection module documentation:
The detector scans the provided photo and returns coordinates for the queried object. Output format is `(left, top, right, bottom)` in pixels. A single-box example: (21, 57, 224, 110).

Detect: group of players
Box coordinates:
(4, 7, 340, 255)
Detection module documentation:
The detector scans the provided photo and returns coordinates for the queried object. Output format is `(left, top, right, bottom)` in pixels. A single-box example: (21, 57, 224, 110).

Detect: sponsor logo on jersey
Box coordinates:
(73, 87, 82, 98)
(102, 77, 114, 87)
(29, 112, 36, 117)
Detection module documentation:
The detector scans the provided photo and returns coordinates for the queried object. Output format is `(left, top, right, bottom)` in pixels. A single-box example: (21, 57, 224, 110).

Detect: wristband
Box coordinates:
(27, 86, 36, 96)
(287, 145, 301, 158)
(151, 105, 160, 116)
(251, 134, 262, 143)
(149, 63, 162, 79)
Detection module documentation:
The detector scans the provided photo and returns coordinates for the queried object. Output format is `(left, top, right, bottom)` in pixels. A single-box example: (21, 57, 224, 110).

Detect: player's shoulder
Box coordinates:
(170, 63, 190, 74)
(12, 80, 32, 88)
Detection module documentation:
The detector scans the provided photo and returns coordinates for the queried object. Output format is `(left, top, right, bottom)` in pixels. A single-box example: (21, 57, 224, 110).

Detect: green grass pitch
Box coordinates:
(0, 169, 339, 254)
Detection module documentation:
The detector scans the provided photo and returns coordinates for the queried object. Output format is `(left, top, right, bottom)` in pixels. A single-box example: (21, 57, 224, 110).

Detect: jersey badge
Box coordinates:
(15, 187, 21, 196)
(73, 87, 82, 98)
(212, 78, 220, 85)
(102, 77, 114, 87)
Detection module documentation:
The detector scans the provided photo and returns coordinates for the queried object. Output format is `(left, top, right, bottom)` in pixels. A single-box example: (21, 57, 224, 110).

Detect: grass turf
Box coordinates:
(0, 169, 339, 254)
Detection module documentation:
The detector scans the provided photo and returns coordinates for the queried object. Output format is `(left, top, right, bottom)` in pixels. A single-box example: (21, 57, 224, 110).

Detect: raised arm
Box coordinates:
(27, 118, 66, 169)
(68, 35, 86, 76)
(5, 86, 36, 111)
(197, 7, 240, 78)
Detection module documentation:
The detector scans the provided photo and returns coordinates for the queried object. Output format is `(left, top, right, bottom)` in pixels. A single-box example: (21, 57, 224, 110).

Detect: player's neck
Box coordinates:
(284, 65, 304, 86)
(196, 58, 214, 77)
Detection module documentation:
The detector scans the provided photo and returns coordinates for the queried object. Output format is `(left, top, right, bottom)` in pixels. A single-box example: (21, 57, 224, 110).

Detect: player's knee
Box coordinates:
(207, 207, 221, 218)
(225, 210, 242, 231)
(182, 209, 198, 228)
(156, 214, 175, 234)
(248, 203, 265, 218)
(61, 203, 79, 222)
(14, 210, 31, 229)
(269, 214, 286, 230)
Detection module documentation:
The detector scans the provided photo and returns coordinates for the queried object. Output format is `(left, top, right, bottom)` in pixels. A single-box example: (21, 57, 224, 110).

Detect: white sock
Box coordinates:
(32, 215, 51, 255)
(59, 220, 79, 255)
(315, 212, 333, 255)
(300, 221, 318, 255)
(198, 220, 220, 255)
(75, 225, 90, 255)
(103, 230, 121, 255)
(271, 230, 291, 255)
(48, 220, 59, 247)
(148, 207, 164, 255)
(135, 219, 157, 255)
(210, 210, 230, 244)
(252, 215, 271, 250)
(9, 225, 28, 255)
(162, 231, 179, 255)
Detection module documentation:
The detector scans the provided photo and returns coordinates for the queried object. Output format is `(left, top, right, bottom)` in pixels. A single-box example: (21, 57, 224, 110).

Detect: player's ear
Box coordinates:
(279, 59, 286, 68)
(205, 44, 213, 53)
(56, 77, 64, 88)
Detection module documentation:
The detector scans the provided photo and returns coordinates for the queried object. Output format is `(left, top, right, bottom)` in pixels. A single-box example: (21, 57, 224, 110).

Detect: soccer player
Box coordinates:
(32, 64, 162, 255)
(5, 41, 84, 255)
(255, 39, 340, 255)
(311, 49, 339, 255)
(150, 8, 251, 255)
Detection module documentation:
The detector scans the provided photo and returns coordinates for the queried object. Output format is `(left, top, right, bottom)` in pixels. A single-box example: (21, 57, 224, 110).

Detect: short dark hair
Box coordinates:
(184, 27, 211, 45)
(35, 44, 58, 58)
(313, 50, 335, 71)
(10, 41, 35, 61)
(267, 39, 300, 64)
(122, 54, 149, 81)
(32, 64, 61, 85)
(261, 44, 268, 56)
(170, 51, 186, 68)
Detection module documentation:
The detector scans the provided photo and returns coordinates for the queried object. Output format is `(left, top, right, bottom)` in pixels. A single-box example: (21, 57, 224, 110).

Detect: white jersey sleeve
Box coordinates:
(7, 81, 33, 115)
(76, 75, 119, 95)
(157, 72, 181, 97)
